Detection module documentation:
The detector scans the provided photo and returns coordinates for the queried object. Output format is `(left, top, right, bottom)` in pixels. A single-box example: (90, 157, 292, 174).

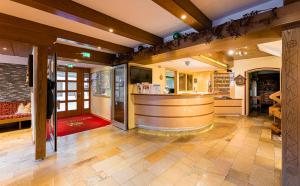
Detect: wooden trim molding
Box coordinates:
(244, 67, 280, 115)
(134, 102, 214, 107)
(135, 112, 214, 118)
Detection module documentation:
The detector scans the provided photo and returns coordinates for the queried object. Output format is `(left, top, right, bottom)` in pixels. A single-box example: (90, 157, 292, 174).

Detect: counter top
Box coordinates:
(214, 98, 242, 100)
(132, 93, 213, 97)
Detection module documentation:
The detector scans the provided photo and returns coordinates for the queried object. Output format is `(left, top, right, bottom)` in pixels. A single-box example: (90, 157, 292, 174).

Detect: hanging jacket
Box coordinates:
(47, 79, 56, 119)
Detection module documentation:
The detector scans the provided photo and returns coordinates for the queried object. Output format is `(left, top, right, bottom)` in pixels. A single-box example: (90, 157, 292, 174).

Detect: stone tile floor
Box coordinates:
(0, 116, 282, 186)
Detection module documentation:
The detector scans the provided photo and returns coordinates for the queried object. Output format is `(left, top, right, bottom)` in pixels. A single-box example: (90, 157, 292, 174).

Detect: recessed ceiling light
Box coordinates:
(181, 14, 187, 20)
(97, 46, 101, 50)
(74, 59, 78, 62)
(227, 50, 234, 56)
(2, 47, 7, 51)
(109, 28, 114, 33)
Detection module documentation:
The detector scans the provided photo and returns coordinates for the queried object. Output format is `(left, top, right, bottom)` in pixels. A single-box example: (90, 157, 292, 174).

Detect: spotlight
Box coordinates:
(109, 28, 114, 33)
(227, 50, 234, 56)
(181, 14, 187, 20)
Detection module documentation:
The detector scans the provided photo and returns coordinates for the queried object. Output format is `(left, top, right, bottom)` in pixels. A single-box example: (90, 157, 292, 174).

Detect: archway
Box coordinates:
(244, 67, 280, 116)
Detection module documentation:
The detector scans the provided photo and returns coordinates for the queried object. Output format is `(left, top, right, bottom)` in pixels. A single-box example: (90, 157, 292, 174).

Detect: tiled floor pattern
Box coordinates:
(0, 116, 282, 186)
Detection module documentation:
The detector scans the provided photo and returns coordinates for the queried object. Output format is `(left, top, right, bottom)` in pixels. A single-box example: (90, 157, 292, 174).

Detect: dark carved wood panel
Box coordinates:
(282, 27, 300, 185)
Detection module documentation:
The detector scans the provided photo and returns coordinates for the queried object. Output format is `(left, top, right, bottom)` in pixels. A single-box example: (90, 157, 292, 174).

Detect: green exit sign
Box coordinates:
(81, 52, 91, 58)
(67, 64, 74, 68)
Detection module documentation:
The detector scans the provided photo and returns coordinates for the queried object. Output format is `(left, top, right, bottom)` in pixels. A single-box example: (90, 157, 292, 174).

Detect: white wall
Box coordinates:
(128, 63, 166, 129)
(232, 56, 282, 115)
(90, 66, 112, 121)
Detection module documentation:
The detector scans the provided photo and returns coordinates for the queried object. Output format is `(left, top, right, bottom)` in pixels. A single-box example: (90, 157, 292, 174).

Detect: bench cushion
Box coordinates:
(0, 113, 31, 120)
(0, 101, 30, 115)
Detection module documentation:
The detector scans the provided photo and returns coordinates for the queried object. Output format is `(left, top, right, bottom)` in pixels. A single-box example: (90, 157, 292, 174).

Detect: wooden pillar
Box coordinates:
(33, 46, 48, 160)
(282, 27, 300, 185)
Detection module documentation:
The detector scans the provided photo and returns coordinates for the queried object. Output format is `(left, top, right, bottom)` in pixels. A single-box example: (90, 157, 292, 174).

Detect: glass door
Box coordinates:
(47, 53, 57, 151)
(112, 64, 128, 130)
(57, 68, 90, 118)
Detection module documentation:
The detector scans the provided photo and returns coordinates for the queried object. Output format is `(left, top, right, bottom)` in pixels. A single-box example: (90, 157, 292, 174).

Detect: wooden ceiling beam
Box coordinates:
(0, 13, 132, 53)
(152, 0, 211, 31)
(192, 52, 233, 69)
(132, 1, 300, 64)
(52, 43, 114, 66)
(284, 0, 300, 5)
(12, 0, 163, 45)
(133, 30, 281, 65)
(0, 25, 56, 46)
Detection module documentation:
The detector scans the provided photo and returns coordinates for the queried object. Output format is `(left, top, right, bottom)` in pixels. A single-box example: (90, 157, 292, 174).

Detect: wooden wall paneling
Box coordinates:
(282, 27, 300, 185)
(33, 46, 48, 160)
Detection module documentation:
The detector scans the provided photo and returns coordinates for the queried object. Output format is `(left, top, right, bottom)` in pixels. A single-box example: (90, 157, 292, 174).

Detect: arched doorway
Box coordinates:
(244, 68, 280, 116)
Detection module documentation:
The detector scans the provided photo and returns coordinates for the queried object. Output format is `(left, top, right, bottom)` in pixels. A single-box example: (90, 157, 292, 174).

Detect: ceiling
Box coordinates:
(72, 0, 189, 37)
(0, 39, 33, 57)
(154, 57, 218, 72)
(191, 0, 273, 20)
(0, 0, 280, 51)
(257, 40, 282, 57)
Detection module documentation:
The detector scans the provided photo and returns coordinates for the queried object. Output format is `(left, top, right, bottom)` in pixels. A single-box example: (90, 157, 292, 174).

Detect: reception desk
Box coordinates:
(132, 94, 214, 132)
(214, 98, 242, 115)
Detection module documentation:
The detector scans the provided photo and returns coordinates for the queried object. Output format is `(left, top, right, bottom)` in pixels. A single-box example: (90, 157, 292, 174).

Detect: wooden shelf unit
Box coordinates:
(213, 72, 234, 96)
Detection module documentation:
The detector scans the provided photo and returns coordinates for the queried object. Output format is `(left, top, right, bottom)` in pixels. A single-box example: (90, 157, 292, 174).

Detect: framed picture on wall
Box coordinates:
(91, 70, 111, 97)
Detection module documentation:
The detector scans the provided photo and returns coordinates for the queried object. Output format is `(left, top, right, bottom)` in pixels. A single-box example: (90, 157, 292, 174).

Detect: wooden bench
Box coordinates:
(0, 116, 31, 129)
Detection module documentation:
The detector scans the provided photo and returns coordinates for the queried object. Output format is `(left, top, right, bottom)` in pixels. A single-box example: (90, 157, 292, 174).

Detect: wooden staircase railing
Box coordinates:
(269, 91, 281, 134)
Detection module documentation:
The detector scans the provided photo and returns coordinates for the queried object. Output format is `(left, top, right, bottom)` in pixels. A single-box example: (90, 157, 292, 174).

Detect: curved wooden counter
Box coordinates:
(133, 94, 214, 132)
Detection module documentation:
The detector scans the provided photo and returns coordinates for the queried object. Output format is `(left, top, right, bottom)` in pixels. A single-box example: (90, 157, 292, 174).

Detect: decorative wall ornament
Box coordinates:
(159, 74, 163, 80)
(113, 8, 278, 64)
(234, 75, 246, 86)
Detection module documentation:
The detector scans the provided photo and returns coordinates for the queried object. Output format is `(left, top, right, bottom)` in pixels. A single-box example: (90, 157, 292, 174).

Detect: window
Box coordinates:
(57, 92, 66, 101)
(68, 92, 77, 101)
(68, 82, 77, 91)
(68, 102, 77, 111)
(68, 72, 77, 81)
(179, 73, 193, 91)
(84, 101, 89, 109)
(57, 102, 66, 112)
(57, 71, 66, 80)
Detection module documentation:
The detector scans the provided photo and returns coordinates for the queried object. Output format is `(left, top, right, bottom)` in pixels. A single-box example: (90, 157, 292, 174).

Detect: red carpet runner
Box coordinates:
(47, 114, 110, 138)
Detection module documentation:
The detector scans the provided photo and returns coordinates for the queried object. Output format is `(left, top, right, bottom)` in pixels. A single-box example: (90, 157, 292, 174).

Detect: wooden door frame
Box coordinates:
(244, 67, 280, 115)
(57, 67, 91, 118)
